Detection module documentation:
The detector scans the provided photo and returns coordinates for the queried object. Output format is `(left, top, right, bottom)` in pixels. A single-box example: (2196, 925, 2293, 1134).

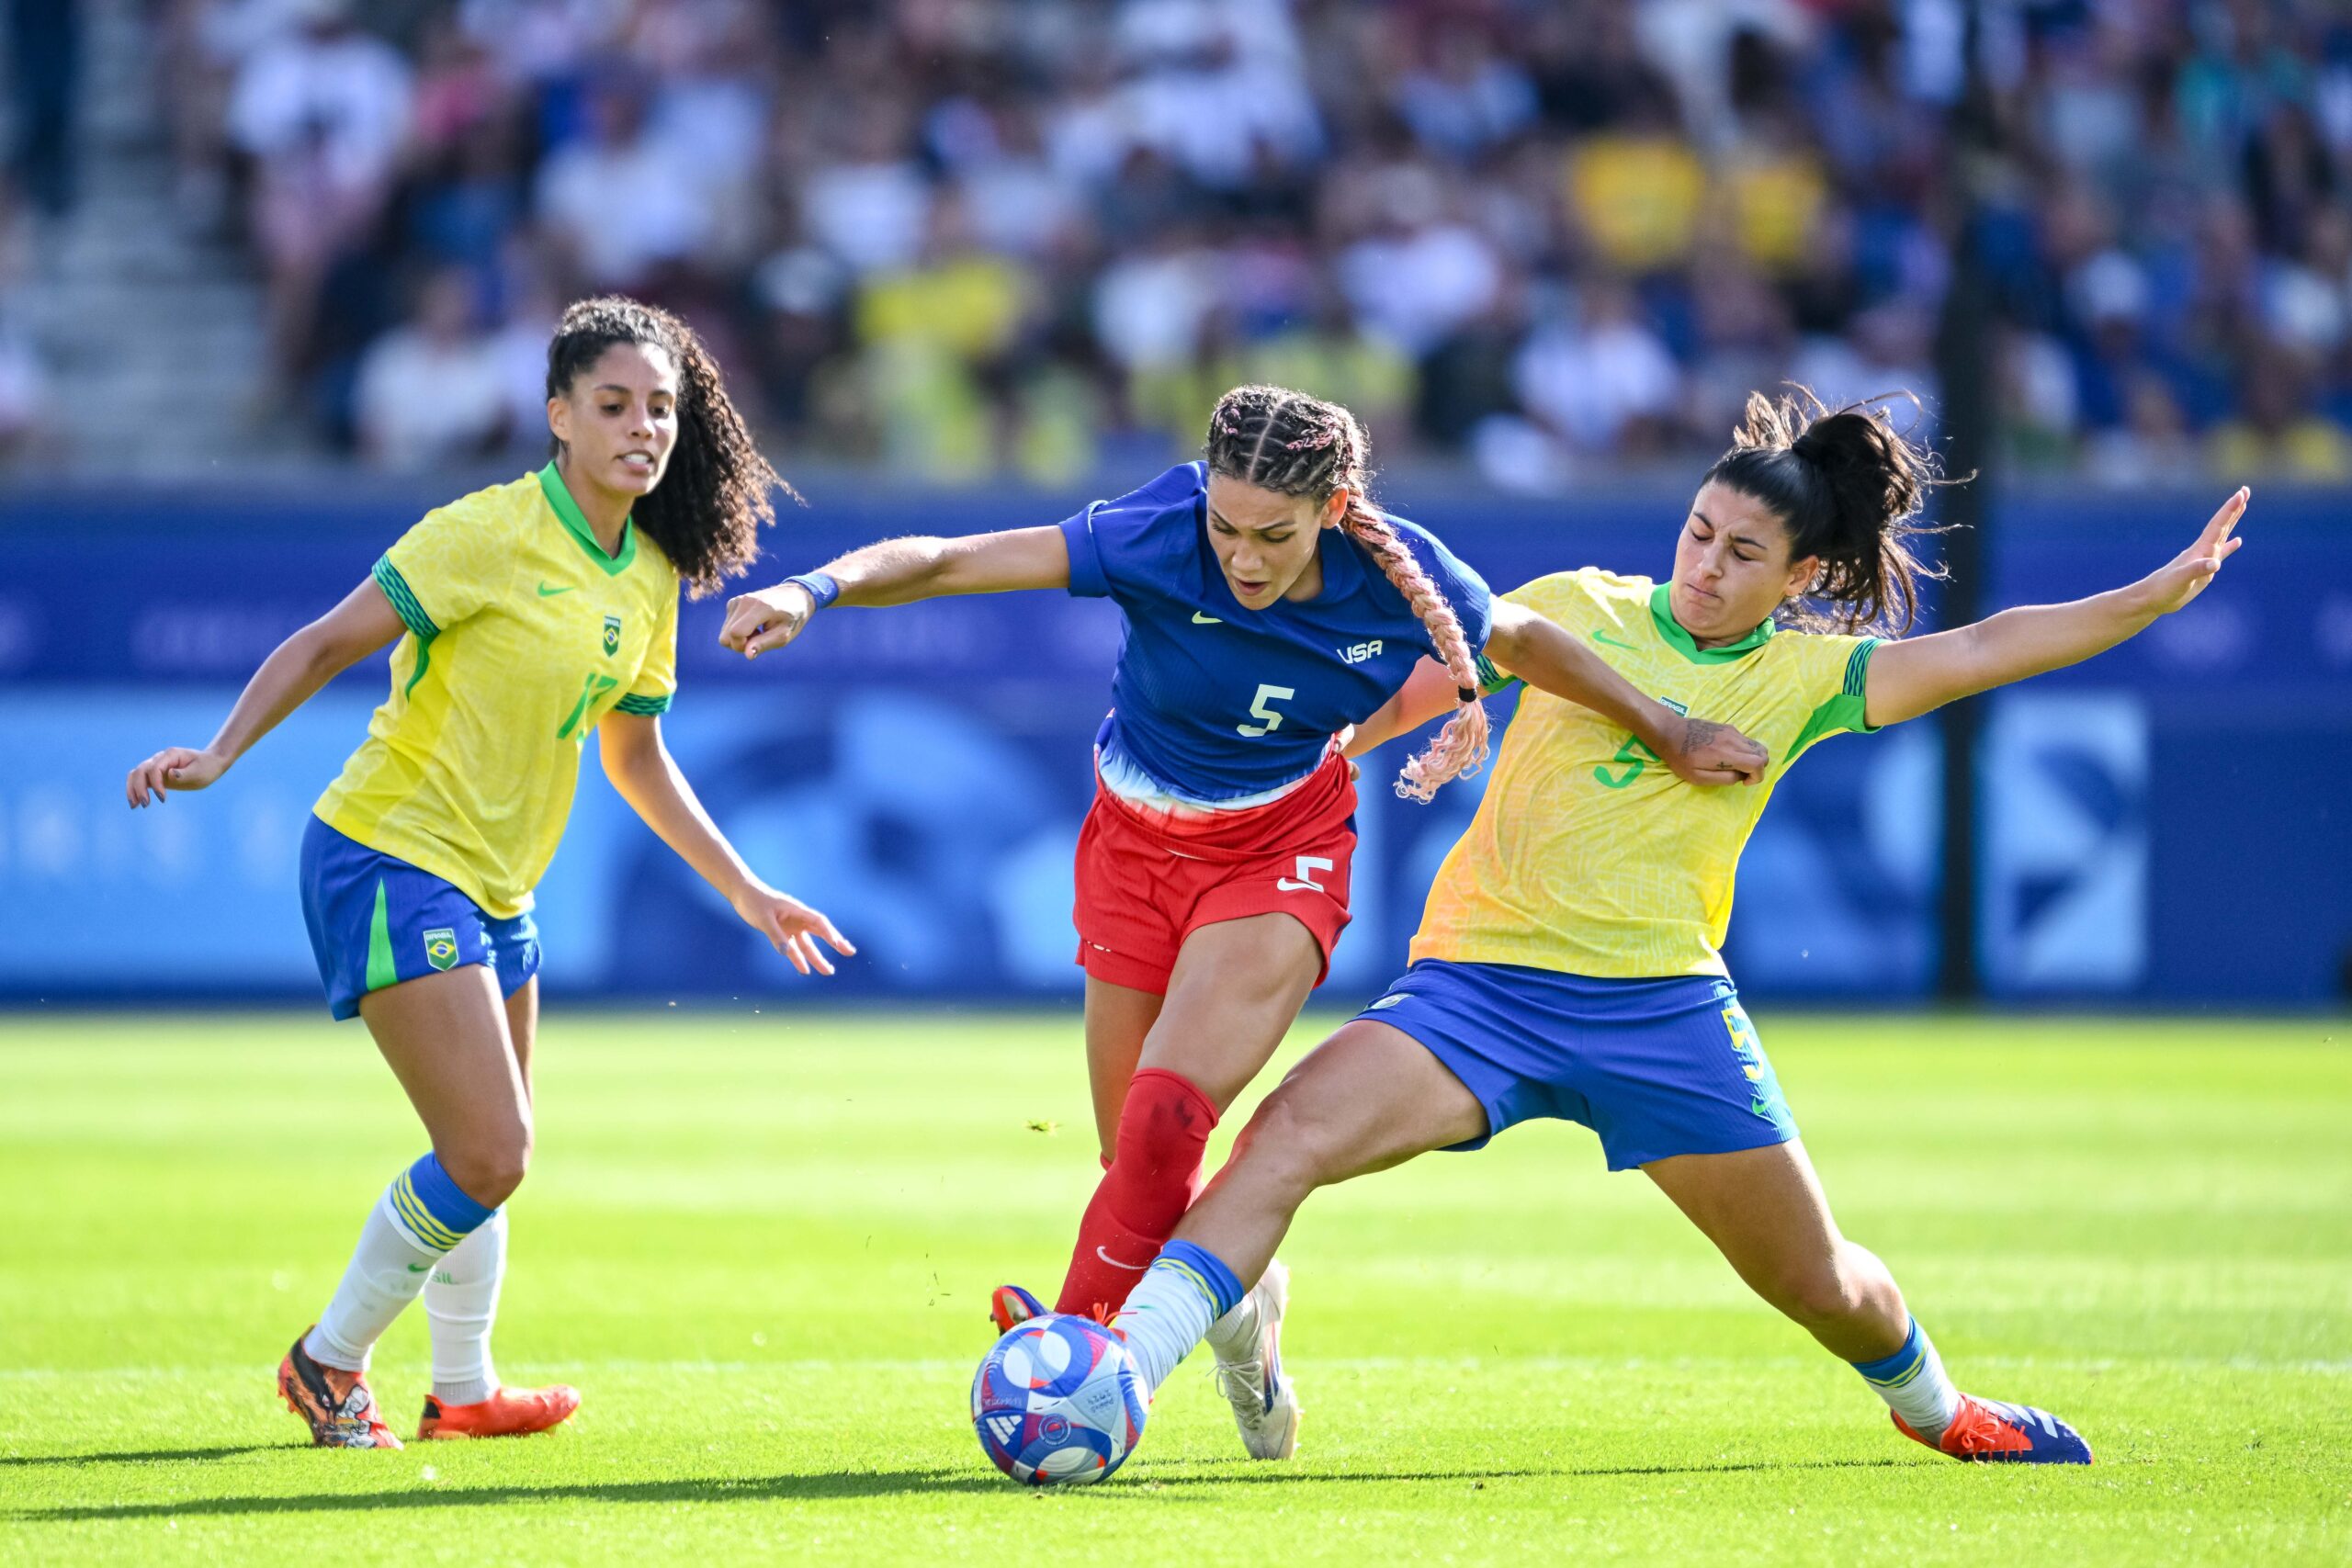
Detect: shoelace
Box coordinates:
(1211, 1358, 1270, 1416)
(1939, 1400, 2016, 1455)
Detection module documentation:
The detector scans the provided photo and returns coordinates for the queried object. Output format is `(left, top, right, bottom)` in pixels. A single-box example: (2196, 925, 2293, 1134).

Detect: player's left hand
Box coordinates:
(732, 883, 856, 976)
(1659, 717, 1770, 788)
(2142, 486, 2248, 616)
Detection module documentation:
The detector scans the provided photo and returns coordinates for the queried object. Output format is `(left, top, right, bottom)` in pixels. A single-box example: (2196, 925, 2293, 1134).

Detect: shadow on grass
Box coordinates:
(0, 1444, 288, 1468)
(10, 1454, 1914, 1521)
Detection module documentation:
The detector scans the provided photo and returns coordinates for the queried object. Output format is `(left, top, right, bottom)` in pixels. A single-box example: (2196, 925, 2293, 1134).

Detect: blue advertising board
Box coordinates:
(2, 476, 2344, 1006)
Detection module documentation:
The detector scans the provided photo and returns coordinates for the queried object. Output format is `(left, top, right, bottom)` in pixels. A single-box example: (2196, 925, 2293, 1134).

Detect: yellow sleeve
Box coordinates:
(1475, 570, 1612, 693)
(1784, 632, 1883, 760)
(373, 500, 516, 638)
(613, 589, 679, 716)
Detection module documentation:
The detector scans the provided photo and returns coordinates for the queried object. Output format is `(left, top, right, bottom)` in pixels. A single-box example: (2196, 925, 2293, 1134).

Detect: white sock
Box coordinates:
(1203, 1277, 1265, 1362)
(1852, 1317, 1963, 1439)
(305, 1194, 447, 1371)
(426, 1209, 506, 1405)
(1112, 1257, 1226, 1393)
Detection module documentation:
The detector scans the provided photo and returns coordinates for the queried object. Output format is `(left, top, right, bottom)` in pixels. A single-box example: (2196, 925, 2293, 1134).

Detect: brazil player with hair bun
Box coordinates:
(1103, 388, 2252, 1467)
(722, 384, 1767, 1459)
(125, 296, 854, 1449)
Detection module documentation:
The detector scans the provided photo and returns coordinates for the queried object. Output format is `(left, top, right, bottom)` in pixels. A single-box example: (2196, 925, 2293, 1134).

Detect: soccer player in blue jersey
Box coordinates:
(720, 384, 1767, 1457)
(1099, 391, 2250, 1469)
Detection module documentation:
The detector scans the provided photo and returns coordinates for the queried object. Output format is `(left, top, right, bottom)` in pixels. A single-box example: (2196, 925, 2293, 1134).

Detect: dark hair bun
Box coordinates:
(1703, 387, 1952, 635)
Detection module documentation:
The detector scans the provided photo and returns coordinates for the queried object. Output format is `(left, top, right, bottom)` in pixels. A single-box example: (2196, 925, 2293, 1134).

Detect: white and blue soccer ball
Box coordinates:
(971, 1313, 1148, 1486)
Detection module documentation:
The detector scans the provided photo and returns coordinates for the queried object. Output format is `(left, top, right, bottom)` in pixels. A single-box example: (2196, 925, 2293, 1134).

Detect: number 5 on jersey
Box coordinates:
(1238, 682, 1295, 738)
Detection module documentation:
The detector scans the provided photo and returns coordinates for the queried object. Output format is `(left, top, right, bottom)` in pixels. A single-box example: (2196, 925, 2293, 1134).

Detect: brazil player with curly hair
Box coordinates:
(721, 384, 1766, 1458)
(126, 297, 854, 1448)
(1103, 389, 2250, 1467)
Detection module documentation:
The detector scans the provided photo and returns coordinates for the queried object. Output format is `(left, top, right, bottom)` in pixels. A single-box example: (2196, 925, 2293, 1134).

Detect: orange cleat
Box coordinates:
(416, 1383, 582, 1440)
(277, 1328, 401, 1449)
(1894, 1394, 2093, 1464)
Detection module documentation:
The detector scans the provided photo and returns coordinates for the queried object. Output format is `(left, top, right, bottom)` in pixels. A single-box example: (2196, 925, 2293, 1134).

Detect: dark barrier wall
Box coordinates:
(4, 477, 2346, 1005)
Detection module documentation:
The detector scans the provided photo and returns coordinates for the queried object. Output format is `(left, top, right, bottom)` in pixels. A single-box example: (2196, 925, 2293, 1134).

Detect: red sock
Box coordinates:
(1056, 1068, 1218, 1319)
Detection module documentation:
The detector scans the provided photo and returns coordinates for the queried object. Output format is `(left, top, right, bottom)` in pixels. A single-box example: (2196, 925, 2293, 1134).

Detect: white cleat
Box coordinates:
(1208, 1258, 1301, 1460)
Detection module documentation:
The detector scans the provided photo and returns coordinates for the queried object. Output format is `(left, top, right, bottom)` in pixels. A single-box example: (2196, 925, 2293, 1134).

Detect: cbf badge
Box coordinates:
(602, 613, 622, 657)
(423, 928, 458, 972)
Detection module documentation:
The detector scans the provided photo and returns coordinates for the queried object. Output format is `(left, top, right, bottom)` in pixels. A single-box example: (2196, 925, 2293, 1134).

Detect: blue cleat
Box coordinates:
(1894, 1394, 2093, 1464)
(989, 1283, 1047, 1337)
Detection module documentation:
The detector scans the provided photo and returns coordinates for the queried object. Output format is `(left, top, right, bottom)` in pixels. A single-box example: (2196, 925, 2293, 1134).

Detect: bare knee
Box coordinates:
(1228, 1089, 1350, 1201)
(437, 1117, 532, 1209)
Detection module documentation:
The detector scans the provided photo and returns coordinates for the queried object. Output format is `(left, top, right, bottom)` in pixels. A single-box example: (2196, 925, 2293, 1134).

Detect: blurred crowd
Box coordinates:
(20, 0, 2352, 484)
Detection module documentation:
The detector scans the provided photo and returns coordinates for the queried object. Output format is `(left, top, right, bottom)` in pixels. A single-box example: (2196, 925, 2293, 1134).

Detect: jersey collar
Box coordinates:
(539, 462, 638, 576)
(1649, 583, 1773, 663)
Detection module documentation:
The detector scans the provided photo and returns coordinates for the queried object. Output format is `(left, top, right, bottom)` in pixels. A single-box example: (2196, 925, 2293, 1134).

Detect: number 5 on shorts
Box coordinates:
(1277, 855, 1333, 893)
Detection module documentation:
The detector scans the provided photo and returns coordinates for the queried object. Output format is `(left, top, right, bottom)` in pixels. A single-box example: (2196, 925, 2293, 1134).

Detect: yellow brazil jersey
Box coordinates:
(314, 465, 680, 919)
(1413, 569, 1879, 979)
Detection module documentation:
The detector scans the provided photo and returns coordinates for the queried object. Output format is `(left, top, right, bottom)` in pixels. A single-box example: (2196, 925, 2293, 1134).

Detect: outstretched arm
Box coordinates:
(598, 711, 855, 976)
(1483, 601, 1770, 785)
(1865, 488, 2248, 728)
(718, 525, 1071, 658)
(126, 580, 404, 807)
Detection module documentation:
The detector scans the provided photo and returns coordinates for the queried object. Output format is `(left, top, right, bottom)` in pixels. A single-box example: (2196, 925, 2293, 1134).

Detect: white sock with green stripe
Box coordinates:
(305, 1154, 494, 1372)
(1111, 1240, 1246, 1394)
(1850, 1316, 1962, 1439)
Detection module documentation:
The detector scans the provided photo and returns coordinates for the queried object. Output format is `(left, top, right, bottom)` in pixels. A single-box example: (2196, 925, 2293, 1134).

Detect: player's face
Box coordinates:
(1669, 481, 1820, 644)
(547, 343, 681, 501)
(1204, 475, 1343, 608)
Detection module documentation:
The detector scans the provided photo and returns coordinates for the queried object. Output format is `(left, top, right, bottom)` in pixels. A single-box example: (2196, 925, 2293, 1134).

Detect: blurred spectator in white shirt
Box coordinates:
(355, 268, 508, 470)
(536, 71, 716, 289)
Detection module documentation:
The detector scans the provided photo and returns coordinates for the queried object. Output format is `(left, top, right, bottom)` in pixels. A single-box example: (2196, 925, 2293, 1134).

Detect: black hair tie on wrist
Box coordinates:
(1457, 685, 1477, 704)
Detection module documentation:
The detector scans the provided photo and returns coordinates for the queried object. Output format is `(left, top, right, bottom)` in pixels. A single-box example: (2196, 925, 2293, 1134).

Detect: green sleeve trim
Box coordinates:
(372, 556, 439, 640)
(1842, 637, 1881, 701)
(613, 693, 672, 716)
(1473, 653, 1521, 696)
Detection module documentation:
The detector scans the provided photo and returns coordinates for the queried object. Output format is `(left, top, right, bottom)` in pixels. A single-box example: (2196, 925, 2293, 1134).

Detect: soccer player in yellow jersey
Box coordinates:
(1102, 389, 2249, 1467)
(124, 298, 852, 1449)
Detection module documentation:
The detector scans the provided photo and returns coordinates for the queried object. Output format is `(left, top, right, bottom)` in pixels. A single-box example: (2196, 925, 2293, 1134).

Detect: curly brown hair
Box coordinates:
(545, 296, 797, 598)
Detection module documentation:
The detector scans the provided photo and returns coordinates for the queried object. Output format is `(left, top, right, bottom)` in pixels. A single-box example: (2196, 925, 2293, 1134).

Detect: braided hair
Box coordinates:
(1204, 385, 1488, 803)
(545, 296, 797, 598)
(1703, 387, 1951, 635)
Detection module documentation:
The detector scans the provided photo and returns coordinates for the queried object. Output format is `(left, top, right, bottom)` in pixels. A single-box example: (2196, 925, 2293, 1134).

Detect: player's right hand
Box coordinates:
(1664, 718, 1770, 788)
(719, 582, 817, 659)
(126, 747, 227, 807)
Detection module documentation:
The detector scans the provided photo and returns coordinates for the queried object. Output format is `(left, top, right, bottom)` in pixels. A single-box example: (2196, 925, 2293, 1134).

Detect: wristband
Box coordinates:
(784, 571, 841, 611)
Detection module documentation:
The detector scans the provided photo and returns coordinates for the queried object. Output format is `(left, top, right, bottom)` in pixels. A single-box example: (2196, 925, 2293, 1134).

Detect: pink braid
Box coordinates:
(1339, 491, 1491, 802)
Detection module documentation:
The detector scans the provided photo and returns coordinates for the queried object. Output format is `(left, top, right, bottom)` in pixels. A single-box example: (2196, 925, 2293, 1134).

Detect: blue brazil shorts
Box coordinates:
(1351, 959, 1798, 1169)
(299, 815, 541, 1021)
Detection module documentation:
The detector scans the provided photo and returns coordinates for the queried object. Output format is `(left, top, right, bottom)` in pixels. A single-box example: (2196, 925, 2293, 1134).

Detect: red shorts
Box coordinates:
(1072, 750, 1358, 996)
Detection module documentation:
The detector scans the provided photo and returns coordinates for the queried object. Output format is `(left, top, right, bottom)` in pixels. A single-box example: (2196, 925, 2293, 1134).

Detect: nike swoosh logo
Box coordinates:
(1192, 612, 1222, 624)
(1096, 1247, 1149, 1272)
(537, 582, 576, 597)
(1591, 629, 1638, 650)
(1274, 879, 1319, 892)
(406, 1263, 430, 1272)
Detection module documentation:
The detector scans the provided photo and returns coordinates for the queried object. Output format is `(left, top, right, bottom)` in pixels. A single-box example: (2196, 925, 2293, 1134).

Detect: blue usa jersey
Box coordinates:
(1059, 462, 1493, 804)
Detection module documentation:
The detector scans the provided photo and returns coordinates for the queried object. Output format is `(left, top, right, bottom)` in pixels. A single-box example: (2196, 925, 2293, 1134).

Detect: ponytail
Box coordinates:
(1704, 387, 1952, 634)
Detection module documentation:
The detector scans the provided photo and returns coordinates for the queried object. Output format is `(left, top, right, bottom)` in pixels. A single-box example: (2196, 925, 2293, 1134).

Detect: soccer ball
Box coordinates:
(971, 1313, 1148, 1486)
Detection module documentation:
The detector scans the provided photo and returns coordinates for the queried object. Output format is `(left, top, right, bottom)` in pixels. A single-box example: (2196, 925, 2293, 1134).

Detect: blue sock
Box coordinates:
(388, 1152, 495, 1251)
(1111, 1240, 1245, 1392)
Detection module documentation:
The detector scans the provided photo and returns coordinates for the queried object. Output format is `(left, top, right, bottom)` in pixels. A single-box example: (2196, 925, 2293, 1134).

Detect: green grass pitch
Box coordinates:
(3, 1010, 2348, 1565)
